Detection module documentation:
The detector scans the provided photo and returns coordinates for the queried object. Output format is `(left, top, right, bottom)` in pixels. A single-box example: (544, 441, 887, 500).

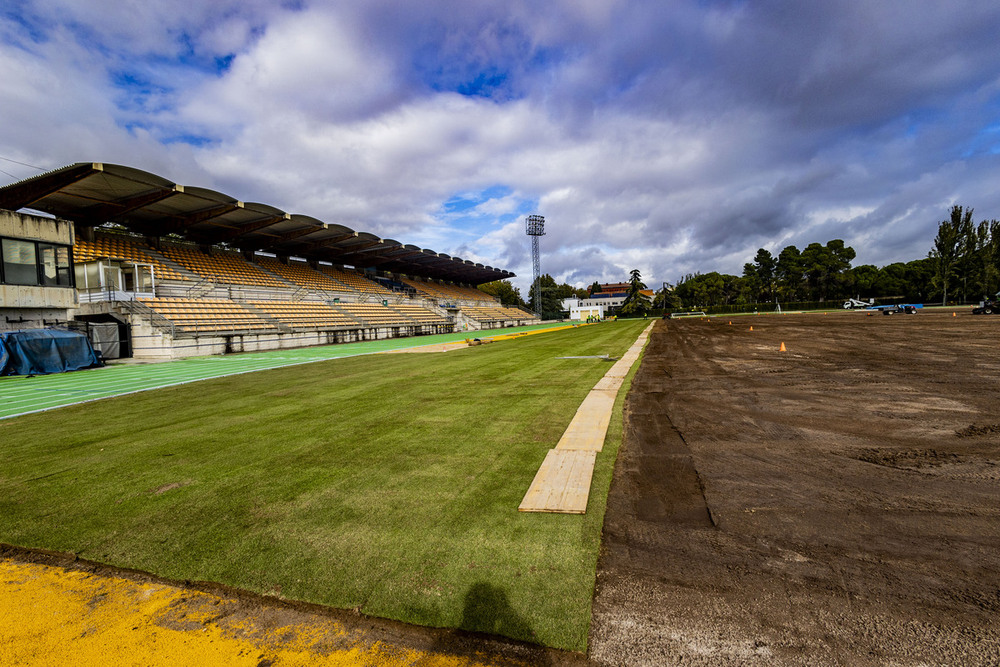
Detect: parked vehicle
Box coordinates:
(972, 296, 1000, 315)
(843, 298, 875, 309)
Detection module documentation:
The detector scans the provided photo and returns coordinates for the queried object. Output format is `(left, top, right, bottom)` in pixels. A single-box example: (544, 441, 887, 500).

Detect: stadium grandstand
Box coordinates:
(0, 162, 538, 359)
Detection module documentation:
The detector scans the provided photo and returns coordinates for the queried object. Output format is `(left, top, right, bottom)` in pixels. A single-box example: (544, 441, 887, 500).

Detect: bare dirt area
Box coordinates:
(590, 310, 1000, 666)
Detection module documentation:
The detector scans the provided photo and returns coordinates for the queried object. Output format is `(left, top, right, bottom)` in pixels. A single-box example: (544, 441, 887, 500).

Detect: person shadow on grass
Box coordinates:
(461, 582, 532, 637)
(424, 582, 552, 665)
(463, 582, 551, 656)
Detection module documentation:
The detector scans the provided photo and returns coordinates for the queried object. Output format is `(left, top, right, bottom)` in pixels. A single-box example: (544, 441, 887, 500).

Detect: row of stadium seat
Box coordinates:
(400, 278, 494, 303)
(156, 244, 288, 289)
(318, 266, 394, 296)
(139, 297, 453, 333)
(463, 306, 537, 322)
(255, 256, 346, 292)
(139, 298, 277, 333)
(74, 236, 188, 281)
(76, 232, 413, 295)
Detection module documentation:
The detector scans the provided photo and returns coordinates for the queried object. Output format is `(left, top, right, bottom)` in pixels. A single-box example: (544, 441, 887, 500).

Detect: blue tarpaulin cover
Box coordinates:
(0, 328, 100, 376)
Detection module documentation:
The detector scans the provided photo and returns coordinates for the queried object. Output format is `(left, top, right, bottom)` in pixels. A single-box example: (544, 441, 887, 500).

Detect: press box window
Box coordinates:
(1, 238, 74, 287)
(2, 238, 38, 285)
(39, 243, 72, 286)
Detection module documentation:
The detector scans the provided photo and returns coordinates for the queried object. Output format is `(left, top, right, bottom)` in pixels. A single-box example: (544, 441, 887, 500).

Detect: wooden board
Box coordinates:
(592, 375, 625, 393)
(518, 322, 654, 514)
(555, 390, 616, 451)
(518, 449, 598, 513)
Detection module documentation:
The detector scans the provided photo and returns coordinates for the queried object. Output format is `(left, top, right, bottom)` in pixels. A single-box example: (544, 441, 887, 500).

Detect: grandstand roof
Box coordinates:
(0, 162, 514, 284)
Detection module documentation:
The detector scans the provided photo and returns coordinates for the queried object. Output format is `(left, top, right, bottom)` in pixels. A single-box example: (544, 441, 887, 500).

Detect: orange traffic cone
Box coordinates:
(749, 325, 754, 331)
(779, 342, 786, 352)
(728, 320, 732, 325)
(953, 312, 957, 317)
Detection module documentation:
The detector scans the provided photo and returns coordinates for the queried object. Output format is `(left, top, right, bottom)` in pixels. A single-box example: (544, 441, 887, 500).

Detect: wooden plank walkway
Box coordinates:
(555, 390, 616, 451)
(519, 322, 653, 513)
(518, 449, 598, 514)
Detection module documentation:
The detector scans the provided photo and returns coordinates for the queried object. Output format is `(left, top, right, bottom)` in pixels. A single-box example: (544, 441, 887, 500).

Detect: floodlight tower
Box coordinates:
(526, 214, 545, 317)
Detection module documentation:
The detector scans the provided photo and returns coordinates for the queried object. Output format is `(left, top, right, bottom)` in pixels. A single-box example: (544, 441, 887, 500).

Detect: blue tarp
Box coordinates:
(0, 329, 100, 376)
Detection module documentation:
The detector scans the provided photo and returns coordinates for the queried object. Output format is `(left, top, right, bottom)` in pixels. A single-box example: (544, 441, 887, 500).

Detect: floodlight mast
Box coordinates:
(526, 215, 545, 318)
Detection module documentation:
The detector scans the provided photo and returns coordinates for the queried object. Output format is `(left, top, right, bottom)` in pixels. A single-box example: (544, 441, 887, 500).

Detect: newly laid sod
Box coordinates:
(0, 319, 648, 651)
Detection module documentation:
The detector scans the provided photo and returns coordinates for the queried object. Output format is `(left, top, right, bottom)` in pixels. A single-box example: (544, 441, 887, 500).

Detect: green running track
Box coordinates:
(0, 323, 569, 420)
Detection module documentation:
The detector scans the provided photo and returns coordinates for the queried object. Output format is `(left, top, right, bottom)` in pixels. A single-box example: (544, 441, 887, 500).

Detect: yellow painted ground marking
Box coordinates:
(0, 559, 506, 667)
(487, 323, 586, 342)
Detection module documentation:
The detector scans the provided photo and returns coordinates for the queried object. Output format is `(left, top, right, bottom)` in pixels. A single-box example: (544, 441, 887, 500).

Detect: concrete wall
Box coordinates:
(1, 210, 76, 330)
(126, 322, 440, 359)
(0, 209, 74, 245)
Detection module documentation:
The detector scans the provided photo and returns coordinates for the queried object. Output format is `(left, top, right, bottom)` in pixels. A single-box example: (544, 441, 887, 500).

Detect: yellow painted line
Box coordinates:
(486, 322, 590, 342)
(0, 558, 512, 667)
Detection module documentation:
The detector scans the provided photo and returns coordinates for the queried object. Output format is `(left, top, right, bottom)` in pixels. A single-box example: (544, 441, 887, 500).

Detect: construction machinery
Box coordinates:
(843, 298, 875, 309)
(972, 294, 1000, 314)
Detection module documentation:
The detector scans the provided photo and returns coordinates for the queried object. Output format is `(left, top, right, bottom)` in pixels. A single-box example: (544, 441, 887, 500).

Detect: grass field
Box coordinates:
(0, 321, 573, 420)
(0, 319, 648, 651)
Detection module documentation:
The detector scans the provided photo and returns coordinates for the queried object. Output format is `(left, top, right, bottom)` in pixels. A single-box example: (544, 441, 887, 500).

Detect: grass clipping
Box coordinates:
(0, 320, 649, 651)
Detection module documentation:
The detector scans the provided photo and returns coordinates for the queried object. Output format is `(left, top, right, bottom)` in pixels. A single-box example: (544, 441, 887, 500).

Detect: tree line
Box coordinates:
(666, 205, 999, 310)
(477, 205, 999, 316)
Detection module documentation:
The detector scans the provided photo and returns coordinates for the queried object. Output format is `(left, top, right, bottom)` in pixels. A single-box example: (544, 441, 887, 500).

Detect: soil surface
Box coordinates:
(589, 310, 1000, 666)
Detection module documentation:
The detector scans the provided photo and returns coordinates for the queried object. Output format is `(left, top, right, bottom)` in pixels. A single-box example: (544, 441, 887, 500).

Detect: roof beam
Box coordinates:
(267, 224, 327, 243)
(172, 201, 242, 231)
(72, 186, 181, 227)
(369, 247, 423, 262)
(329, 240, 388, 261)
(211, 213, 291, 244)
(0, 163, 101, 211)
(297, 231, 358, 252)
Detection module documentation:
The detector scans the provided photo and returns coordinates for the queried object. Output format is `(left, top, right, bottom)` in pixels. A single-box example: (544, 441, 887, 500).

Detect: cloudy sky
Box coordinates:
(2, 1, 1000, 293)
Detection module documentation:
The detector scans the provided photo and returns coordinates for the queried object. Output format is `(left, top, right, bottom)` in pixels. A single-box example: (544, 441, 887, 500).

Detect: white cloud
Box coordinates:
(3, 0, 1000, 294)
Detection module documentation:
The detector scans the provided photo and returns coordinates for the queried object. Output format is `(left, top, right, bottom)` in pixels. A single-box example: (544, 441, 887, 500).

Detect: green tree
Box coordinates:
(970, 219, 1000, 299)
(478, 280, 525, 307)
(741, 262, 761, 303)
(798, 240, 855, 301)
(675, 272, 743, 307)
(753, 248, 777, 302)
(929, 205, 970, 305)
(620, 269, 651, 316)
(653, 282, 682, 312)
(846, 264, 880, 299)
(588, 281, 602, 295)
(954, 207, 977, 303)
(775, 245, 804, 301)
(527, 274, 565, 319)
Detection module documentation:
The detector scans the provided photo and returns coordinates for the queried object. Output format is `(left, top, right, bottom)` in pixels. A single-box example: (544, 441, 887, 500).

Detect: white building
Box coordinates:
(562, 294, 627, 320)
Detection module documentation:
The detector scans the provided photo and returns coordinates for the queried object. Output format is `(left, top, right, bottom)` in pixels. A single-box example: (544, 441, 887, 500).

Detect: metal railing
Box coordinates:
(115, 298, 176, 338)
